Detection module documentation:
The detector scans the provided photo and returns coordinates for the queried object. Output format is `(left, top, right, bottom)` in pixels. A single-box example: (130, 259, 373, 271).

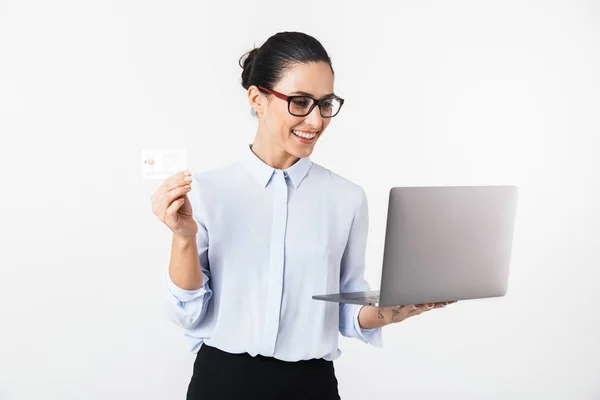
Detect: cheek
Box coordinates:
(280, 118, 299, 137)
(277, 124, 290, 140)
(270, 109, 293, 134)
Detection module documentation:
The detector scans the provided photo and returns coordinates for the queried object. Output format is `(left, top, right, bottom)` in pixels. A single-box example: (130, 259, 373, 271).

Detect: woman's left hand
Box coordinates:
(383, 301, 456, 324)
(359, 301, 457, 328)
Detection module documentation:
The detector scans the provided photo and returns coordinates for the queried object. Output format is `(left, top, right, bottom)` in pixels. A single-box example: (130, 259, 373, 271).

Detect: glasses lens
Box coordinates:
(289, 97, 342, 117)
(319, 98, 341, 117)
(289, 97, 314, 116)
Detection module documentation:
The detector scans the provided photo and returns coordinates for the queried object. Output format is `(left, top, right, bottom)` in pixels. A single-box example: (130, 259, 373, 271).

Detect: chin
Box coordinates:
(288, 140, 318, 159)
(286, 130, 321, 158)
(294, 147, 314, 159)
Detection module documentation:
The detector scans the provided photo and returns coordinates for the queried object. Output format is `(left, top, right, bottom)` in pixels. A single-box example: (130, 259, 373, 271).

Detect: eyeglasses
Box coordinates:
(257, 86, 344, 118)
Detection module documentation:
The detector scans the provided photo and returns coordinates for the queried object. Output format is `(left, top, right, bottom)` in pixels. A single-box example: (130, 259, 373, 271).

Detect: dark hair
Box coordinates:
(239, 31, 334, 92)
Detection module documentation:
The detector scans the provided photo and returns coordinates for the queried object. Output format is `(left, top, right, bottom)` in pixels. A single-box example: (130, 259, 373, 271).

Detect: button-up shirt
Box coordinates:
(164, 144, 383, 361)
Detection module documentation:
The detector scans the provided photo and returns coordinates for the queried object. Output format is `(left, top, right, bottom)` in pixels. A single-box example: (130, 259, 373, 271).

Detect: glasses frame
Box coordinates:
(257, 86, 344, 118)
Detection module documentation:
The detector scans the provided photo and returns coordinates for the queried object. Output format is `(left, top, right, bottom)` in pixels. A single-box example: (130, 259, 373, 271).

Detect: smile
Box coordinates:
(291, 129, 319, 140)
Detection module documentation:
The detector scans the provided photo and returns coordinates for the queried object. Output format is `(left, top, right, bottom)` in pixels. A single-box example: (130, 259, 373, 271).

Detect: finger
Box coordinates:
(163, 185, 191, 209)
(405, 307, 424, 318)
(155, 185, 191, 217)
(412, 304, 433, 313)
(166, 185, 192, 202)
(160, 170, 192, 192)
(152, 171, 189, 216)
(402, 304, 423, 319)
(439, 301, 457, 307)
(153, 171, 187, 205)
(426, 301, 455, 310)
(164, 186, 191, 215)
(393, 306, 414, 320)
(166, 173, 193, 192)
(165, 196, 186, 217)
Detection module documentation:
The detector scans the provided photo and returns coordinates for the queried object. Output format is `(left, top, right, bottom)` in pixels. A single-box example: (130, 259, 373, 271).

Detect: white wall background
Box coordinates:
(1, 1, 599, 399)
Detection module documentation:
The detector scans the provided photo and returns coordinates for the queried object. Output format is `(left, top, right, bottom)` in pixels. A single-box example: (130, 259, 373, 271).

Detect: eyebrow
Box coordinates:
(290, 91, 336, 98)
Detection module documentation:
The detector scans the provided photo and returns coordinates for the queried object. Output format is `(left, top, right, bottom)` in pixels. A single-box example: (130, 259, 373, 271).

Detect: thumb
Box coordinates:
(178, 195, 192, 216)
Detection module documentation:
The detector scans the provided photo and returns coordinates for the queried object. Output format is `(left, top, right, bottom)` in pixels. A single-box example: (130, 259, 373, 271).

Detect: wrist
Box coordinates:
(358, 306, 390, 329)
(172, 234, 195, 248)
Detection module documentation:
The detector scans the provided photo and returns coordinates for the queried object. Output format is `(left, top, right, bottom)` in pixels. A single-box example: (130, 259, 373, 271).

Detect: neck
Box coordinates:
(251, 131, 300, 170)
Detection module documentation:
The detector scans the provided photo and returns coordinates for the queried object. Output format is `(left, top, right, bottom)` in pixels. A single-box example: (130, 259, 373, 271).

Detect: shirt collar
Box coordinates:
(242, 144, 312, 189)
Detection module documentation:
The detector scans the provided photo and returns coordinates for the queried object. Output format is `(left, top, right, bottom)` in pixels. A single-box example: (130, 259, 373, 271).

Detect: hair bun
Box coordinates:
(239, 47, 260, 90)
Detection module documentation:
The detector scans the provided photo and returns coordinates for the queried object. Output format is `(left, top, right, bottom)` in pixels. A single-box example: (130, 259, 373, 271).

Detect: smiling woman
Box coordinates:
(239, 33, 344, 165)
(153, 31, 448, 400)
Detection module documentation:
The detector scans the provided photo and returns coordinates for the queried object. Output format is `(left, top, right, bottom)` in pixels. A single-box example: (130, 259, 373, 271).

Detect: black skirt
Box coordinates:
(186, 344, 341, 400)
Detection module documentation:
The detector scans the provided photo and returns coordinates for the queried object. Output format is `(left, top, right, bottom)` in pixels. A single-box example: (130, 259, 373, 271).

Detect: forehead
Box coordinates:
(274, 62, 334, 98)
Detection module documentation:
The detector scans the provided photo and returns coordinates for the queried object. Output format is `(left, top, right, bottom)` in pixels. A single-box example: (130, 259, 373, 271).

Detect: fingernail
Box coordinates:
(184, 170, 191, 176)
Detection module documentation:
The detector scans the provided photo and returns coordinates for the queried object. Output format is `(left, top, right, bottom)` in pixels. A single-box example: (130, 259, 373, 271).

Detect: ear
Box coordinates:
(247, 85, 266, 117)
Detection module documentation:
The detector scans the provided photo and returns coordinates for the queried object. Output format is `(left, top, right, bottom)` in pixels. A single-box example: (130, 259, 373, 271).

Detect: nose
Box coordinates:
(304, 104, 324, 128)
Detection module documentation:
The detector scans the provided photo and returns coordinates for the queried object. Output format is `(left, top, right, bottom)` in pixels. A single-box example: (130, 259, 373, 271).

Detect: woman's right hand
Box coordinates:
(151, 170, 198, 239)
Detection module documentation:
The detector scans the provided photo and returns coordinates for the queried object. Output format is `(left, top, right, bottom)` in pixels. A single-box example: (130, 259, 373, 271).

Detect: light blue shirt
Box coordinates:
(164, 144, 383, 362)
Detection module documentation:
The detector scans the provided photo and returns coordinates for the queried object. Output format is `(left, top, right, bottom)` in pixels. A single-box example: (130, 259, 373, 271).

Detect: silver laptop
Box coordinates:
(312, 186, 518, 307)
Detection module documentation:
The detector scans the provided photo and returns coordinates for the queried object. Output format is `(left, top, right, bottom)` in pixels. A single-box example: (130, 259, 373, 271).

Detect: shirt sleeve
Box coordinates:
(163, 177, 213, 331)
(338, 186, 383, 348)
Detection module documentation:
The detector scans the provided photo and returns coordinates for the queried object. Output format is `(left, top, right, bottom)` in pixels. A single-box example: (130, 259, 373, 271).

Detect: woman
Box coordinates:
(151, 31, 452, 400)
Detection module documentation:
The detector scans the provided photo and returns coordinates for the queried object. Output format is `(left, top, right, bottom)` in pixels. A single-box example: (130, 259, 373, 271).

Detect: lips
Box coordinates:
(291, 129, 319, 140)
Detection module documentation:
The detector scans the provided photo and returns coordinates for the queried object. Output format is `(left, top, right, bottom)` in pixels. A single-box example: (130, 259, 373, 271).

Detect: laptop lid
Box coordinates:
(378, 186, 518, 307)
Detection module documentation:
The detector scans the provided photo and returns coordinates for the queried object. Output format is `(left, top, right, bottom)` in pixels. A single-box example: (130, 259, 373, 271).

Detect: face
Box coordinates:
(249, 62, 335, 160)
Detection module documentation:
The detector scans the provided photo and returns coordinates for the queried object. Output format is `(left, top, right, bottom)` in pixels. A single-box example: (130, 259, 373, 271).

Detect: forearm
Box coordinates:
(168, 234, 203, 290)
(358, 306, 390, 329)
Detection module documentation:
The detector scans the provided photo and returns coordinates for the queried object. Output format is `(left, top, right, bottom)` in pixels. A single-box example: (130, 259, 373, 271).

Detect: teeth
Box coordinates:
(292, 129, 318, 139)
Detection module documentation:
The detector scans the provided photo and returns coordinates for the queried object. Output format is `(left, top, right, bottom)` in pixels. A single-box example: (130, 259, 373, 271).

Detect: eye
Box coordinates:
(322, 100, 334, 109)
(291, 98, 310, 107)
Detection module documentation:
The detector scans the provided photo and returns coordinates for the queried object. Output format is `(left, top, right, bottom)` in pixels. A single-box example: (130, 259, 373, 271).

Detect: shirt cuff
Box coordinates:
(165, 270, 211, 306)
(353, 305, 383, 348)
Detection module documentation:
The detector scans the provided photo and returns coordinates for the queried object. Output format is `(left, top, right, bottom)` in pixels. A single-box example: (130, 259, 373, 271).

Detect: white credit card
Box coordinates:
(142, 149, 187, 180)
